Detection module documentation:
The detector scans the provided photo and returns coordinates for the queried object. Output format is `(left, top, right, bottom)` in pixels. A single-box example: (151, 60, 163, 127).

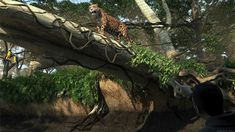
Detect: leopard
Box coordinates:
(89, 3, 131, 43)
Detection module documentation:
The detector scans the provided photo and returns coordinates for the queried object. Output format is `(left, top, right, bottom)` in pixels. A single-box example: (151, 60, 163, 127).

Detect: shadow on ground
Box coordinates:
(0, 110, 204, 132)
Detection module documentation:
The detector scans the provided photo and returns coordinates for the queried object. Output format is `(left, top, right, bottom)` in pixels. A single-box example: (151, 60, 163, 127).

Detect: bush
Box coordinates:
(130, 44, 207, 85)
(0, 67, 99, 106)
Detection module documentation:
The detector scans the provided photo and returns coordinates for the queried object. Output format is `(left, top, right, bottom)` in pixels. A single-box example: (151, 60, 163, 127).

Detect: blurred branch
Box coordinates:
(15, 50, 29, 55)
(82, 21, 193, 30)
(161, 0, 171, 25)
(213, 67, 235, 74)
(17, 52, 26, 71)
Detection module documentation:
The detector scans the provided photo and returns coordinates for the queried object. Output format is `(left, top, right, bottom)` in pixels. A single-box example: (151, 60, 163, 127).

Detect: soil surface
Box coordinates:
(0, 80, 204, 132)
(0, 111, 204, 132)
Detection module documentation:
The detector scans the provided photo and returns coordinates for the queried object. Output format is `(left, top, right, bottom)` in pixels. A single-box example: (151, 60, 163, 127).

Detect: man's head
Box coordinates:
(192, 82, 224, 116)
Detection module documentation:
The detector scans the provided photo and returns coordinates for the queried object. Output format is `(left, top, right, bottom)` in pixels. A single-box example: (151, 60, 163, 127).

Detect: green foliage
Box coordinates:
(131, 45, 180, 84)
(202, 34, 223, 53)
(178, 59, 207, 76)
(91, 0, 135, 17)
(57, 1, 90, 15)
(225, 59, 235, 68)
(90, 0, 145, 21)
(130, 44, 207, 85)
(220, 71, 235, 94)
(0, 67, 99, 106)
(166, 0, 191, 16)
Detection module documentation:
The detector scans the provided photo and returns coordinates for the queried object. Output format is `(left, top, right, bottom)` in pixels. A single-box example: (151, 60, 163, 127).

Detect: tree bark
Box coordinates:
(134, 0, 177, 58)
(2, 59, 9, 78)
(192, 0, 204, 59)
(161, 0, 171, 25)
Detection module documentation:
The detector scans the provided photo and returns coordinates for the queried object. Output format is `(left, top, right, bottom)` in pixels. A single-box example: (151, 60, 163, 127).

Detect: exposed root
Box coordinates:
(69, 83, 109, 132)
(135, 108, 151, 131)
(135, 92, 153, 131)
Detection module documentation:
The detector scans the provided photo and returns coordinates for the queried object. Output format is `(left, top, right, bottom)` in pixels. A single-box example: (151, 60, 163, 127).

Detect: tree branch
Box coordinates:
(161, 0, 171, 25)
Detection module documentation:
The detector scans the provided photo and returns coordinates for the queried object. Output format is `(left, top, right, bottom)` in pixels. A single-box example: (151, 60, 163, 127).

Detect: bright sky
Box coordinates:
(57, 0, 91, 3)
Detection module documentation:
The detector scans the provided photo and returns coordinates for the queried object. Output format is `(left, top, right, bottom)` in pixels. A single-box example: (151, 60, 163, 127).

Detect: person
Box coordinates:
(192, 82, 235, 132)
(3, 50, 12, 68)
(5, 50, 12, 60)
(4, 50, 17, 65)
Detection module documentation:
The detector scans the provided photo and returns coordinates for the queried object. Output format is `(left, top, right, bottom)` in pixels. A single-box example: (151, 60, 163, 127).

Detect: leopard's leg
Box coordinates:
(116, 33, 121, 42)
(100, 16, 107, 35)
(122, 30, 129, 42)
(100, 24, 105, 35)
(97, 26, 100, 33)
(121, 28, 132, 44)
(117, 25, 126, 42)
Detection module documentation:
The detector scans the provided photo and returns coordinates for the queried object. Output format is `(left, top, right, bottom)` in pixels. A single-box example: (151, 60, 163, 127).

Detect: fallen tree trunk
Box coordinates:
(0, 0, 150, 84)
(0, 0, 171, 110)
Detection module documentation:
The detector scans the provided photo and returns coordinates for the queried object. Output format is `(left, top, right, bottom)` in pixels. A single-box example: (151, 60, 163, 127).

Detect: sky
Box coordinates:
(57, 0, 91, 3)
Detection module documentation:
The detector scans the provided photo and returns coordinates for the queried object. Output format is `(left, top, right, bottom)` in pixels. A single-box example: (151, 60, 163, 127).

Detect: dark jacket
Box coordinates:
(199, 112, 235, 132)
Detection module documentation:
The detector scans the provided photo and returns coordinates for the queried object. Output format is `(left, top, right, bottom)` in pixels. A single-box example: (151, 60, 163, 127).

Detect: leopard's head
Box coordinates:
(89, 4, 100, 16)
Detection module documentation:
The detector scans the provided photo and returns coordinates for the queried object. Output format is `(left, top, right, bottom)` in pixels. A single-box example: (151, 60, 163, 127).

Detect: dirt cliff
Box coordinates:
(0, 80, 204, 132)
